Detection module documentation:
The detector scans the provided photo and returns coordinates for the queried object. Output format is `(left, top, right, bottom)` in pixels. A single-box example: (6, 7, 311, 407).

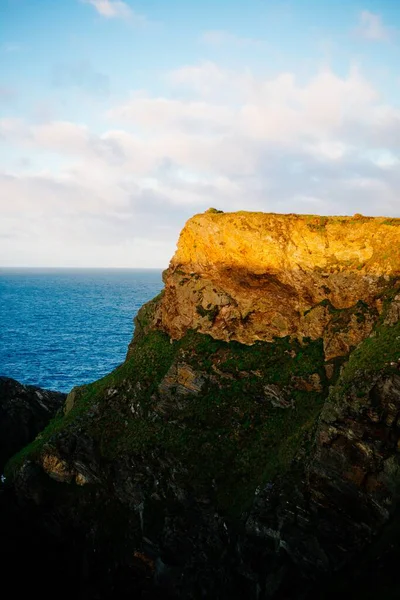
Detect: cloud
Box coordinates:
(166, 61, 231, 100)
(127, 64, 389, 151)
(2, 61, 400, 266)
(0, 169, 187, 267)
(200, 30, 265, 47)
(107, 94, 234, 134)
(356, 11, 392, 41)
(51, 60, 110, 96)
(81, 0, 145, 22)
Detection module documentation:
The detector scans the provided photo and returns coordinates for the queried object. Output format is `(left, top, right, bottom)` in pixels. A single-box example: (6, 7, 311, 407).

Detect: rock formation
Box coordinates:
(0, 377, 65, 472)
(154, 211, 399, 360)
(3, 211, 400, 599)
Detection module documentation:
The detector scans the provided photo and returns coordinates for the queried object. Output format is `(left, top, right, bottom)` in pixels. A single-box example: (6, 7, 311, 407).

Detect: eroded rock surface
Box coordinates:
(156, 212, 400, 359)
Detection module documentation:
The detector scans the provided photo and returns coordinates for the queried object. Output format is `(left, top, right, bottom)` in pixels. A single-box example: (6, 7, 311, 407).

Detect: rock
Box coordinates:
(384, 293, 400, 326)
(64, 387, 78, 414)
(155, 212, 400, 359)
(291, 373, 323, 392)
(155, 362, 207, 415)
(41, 453, 75, 483)
(0, 377, 65, 472)
(263, 384, 294, 408)
(159, 363, 205, 397)
(324, 363, 335, 380)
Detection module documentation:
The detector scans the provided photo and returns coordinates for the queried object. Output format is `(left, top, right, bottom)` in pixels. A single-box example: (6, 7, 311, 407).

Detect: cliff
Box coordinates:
(4, 210, 400, 599)
(0, 377, 65, 472)
(152, 211, 400, 360)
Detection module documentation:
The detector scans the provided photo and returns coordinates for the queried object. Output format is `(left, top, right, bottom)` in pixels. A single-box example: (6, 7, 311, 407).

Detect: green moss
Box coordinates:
(304, 298, 376, 331)
(206, 207, 224, 214)
(137, 291, 164, 329)
(5, 330, 176, 477)
(306, 216, 329, 232)
(127, 291, 164, 351)
(6, 326, 329, 519)
(3, 413, 64, 478)
(377, 282, 400, 324)
(340, 320, 400, 385)
(8, 284, 400, 518)
(382, 219, 400, 226)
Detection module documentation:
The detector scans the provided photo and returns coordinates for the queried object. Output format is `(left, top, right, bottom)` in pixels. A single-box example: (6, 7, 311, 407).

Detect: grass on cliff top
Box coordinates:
(6, 327, 328, 518)
(200, 209, 400, 226)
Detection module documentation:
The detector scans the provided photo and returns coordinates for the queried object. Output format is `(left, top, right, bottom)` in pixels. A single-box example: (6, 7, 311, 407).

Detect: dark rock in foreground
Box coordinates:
(0, 376, 65, 472)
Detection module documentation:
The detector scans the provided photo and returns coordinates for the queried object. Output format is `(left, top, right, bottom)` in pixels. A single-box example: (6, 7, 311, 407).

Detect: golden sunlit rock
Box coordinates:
(155, 211, 400, 360)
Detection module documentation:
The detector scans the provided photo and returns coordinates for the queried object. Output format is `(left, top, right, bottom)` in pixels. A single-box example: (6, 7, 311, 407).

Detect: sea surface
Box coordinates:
(0, 268, 163, 393)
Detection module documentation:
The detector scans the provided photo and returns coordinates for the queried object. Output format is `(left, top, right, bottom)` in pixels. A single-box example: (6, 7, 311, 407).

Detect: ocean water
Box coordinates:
(0, 268, 163, 393)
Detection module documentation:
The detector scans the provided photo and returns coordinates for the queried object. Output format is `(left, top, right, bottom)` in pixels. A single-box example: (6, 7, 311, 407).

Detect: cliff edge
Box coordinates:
(154, 211, 400, 360)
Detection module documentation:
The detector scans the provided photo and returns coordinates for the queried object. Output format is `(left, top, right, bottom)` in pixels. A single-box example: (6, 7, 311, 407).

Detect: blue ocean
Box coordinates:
(0, 269, 163, 393)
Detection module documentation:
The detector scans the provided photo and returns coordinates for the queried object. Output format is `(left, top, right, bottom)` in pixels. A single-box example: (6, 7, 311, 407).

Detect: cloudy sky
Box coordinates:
(1, 0, 400, 267)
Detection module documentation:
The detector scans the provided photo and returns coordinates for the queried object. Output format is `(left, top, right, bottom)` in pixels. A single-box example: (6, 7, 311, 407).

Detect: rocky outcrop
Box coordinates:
(3, 211, 400, 599)
(243, 373, 400, 590)
(155, 211, 400, 359)
(0, 377, 65, 472)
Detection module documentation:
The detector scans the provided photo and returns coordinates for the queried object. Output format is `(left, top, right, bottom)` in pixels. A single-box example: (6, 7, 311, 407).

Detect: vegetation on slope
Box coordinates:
(8, 282, 399, 518)
(339, 284, 400, 387)
(6, 326, 329, 517)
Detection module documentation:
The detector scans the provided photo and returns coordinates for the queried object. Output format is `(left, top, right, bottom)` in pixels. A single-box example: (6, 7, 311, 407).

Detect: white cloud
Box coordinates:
(32, 121, 91, 154)
(81, 0, 145, 22)
(2, 61, 400, 266)
(166, 61, 252, 101)
(119, 65, 386, 149)
(356, 11, 392, 41)
(108, 94, 234, 134)
(0, 117, 27, 139)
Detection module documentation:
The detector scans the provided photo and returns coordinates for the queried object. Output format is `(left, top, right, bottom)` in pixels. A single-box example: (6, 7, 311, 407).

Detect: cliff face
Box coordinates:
(155, 211, 400, 360)
(5, 211, 400, 599)
(0, 377, 65, 472)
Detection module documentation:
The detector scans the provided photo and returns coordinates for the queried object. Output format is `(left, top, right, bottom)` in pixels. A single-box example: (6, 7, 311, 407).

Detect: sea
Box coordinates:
(0, 268, 163, 393)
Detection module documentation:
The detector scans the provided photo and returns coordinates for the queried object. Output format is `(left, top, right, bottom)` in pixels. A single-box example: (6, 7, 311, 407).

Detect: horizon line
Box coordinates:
(0, 266, 167, 270)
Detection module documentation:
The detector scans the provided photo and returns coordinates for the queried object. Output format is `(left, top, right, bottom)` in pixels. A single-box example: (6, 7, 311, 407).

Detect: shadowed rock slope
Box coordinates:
(0, 377, 65, 472)
(4, 210, 400, 599)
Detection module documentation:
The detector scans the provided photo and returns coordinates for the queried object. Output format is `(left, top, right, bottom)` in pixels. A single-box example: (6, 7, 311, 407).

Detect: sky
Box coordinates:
(1, 0, 400, 267)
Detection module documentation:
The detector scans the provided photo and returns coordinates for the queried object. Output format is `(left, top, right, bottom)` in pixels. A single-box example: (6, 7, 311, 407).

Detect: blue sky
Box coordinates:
(1, 0, 400, 266)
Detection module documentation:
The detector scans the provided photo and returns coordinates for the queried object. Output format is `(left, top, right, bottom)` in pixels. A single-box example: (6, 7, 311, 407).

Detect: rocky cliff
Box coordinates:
(150, 211, 400, 360)
(4, 210, 400, 599)
(0, 377, 65, 472)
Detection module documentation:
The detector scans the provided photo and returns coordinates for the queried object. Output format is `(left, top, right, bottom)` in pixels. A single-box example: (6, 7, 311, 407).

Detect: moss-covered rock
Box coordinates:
(7, 327, 329, 519)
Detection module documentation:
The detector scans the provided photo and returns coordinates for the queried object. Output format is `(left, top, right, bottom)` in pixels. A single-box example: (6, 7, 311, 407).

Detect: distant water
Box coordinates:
(0, 269, 163, 393)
